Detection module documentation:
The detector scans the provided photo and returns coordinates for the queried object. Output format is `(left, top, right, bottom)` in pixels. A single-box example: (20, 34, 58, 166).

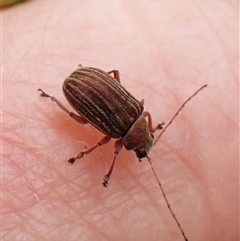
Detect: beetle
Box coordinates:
(38, 66, 165, 186)
(62, 66, 164, 158)
(38, 65, 207, 241)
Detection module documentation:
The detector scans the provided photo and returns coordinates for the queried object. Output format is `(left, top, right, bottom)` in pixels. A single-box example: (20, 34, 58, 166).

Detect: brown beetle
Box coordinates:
(38, 66, 165, 186)
(38, 65, 207, 241)
(62, 67, 164, 158)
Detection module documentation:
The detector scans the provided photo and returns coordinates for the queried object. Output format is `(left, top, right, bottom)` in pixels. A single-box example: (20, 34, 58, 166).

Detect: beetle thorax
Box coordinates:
(122, 115, 153, 159)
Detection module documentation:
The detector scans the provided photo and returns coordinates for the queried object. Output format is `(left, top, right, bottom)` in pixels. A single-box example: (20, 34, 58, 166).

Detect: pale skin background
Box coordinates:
(2, 0, 239, 241)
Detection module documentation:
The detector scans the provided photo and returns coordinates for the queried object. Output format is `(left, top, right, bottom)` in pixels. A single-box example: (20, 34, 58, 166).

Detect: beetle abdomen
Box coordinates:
(62, 67, 143, 138)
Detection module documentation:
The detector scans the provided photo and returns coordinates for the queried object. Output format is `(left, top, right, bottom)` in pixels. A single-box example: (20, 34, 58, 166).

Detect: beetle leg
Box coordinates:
(68, 135, 111, 164)
(102, 138, 123, 187)
(142, 111, 165, 133)
(107, 70, 120, 82)
(38, 89, 88, 124)
(152, 122, 165, 132)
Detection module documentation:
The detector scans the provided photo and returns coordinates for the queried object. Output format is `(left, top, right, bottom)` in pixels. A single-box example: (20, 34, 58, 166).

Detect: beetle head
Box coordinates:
(122, 115, 153, 160)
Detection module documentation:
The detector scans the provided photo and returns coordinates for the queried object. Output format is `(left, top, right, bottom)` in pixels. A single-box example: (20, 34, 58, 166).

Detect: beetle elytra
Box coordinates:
(38, 65, 207, 241)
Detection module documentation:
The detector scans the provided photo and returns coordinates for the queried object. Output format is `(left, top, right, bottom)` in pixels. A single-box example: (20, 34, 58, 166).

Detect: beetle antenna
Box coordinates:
(154, 84, 207, 145)
(147, 156, 188, 241)
(149, 84, 207, 240)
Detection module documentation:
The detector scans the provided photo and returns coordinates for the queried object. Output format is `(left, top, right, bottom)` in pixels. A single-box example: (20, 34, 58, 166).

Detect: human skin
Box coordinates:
(2, 1, 238, 241)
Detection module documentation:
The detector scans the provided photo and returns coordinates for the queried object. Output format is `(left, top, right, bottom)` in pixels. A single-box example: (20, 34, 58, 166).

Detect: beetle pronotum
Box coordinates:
(38, 65, 207, 241)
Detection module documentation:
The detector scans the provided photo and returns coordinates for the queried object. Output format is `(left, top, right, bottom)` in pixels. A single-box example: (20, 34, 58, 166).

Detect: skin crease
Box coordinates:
(2, 1, 238, 241)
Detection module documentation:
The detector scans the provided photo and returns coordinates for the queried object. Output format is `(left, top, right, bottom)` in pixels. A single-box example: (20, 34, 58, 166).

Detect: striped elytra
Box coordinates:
(62, 67, 144, 138)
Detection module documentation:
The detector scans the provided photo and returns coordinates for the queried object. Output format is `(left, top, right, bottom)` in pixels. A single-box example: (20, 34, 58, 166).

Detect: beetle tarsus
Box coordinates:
(157, 122, 165, 130)
(37, 89, 50, 98)
(102, 176, 109, 187)
(152, 122, 165, 132)
(102, 181, 108, 188)
(68, 158, 76, 164)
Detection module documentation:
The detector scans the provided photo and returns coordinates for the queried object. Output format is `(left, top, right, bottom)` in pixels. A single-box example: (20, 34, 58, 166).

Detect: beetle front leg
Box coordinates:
(142, 111, 165, 133)
(102, 138, 123, 187)
(68, 135, 112, 164)
(38, 89, 88, 124)
(152, 122, 165, 132)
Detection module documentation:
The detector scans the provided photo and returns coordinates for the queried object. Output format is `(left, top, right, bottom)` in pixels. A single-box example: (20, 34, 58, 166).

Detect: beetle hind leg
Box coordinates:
(38, 89, 88, 124)
(107, 70, 120, 82)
